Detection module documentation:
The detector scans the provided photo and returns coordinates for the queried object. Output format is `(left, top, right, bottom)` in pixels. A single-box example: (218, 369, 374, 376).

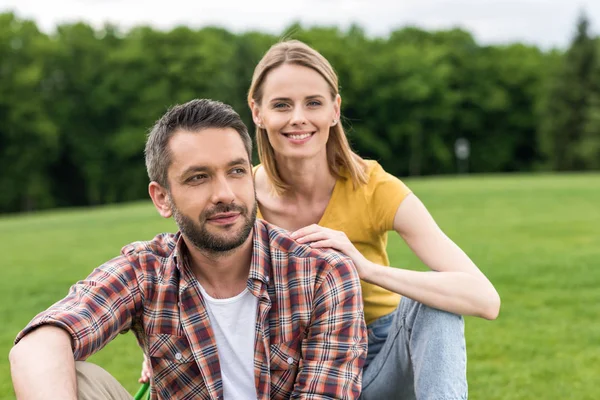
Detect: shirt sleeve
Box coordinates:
(369, 162, 412, 233)
(14, 255, 143, 360)
(293, 255, 368, 399)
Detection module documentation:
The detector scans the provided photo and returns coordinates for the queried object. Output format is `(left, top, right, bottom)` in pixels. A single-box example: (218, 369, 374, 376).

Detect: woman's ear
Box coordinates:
(334, 94, 342, 122)
(250, 100, 263, 128)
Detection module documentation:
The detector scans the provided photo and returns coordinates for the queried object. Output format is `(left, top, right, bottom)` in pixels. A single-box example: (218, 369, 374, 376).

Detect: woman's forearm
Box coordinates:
(363, 262, 501, 320)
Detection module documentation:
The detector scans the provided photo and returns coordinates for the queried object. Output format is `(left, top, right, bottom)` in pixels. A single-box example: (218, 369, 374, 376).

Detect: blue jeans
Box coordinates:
(360, 297, 468, 400)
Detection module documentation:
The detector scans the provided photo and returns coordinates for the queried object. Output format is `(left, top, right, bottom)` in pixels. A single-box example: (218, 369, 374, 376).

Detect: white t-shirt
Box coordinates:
(198, 283, 258, 400)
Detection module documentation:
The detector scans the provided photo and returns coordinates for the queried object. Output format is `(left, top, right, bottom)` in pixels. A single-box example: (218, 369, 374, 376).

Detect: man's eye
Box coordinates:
(231, 168, 246, 175)
(189, 174, 207, 182)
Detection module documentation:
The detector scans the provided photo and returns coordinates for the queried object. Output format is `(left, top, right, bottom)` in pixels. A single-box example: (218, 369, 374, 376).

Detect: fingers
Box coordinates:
(294, 232, 332, 244)
(307, 239, 336, 249)
(139, 370, 150, 383)
(291, 225, 351, 256)
(139, 357, 152, 383)
(139, 372, 149, 383)
(291, 224, 327, 239)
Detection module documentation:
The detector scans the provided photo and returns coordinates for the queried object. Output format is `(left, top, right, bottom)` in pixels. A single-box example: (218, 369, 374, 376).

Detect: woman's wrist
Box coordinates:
(358, 259, 379, 283)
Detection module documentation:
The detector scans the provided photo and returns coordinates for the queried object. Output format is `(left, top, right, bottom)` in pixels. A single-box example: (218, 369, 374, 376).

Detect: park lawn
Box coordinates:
(1, 173, 599, 399)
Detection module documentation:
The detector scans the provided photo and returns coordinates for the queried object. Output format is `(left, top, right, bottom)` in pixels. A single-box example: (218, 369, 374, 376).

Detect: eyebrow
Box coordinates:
(227, 158, 250, 167)
(180, 158, 249, 177)
(269, 95, 326, 103)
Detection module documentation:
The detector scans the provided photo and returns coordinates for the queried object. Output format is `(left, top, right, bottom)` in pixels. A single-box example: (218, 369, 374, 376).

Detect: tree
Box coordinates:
(577, 38, 600, 169)
(538, 12, 598, 170)
(0, 13, 60, 211)
(0, 12, 591, 213)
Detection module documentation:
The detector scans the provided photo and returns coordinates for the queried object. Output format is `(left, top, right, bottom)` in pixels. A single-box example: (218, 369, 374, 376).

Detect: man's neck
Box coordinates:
(183, 233, 254, 299)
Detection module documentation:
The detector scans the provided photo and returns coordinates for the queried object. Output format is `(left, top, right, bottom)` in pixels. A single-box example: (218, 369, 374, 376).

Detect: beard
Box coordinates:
(170, 197, 257, 254)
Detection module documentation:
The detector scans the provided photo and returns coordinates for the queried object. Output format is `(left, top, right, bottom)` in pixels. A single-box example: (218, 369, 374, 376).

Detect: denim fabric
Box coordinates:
(360, 297, 468, 400)
(364, 309, 395, 369)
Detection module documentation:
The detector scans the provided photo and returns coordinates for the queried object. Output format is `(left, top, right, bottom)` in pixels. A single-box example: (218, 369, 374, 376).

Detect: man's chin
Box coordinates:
(200, 236, 250, 253)
(205, 219, 244, 234)
(205, 226, 252, 246)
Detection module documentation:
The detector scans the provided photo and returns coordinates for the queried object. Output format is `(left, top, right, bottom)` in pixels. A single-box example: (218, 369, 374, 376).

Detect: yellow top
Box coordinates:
(255, 160, 412, 325)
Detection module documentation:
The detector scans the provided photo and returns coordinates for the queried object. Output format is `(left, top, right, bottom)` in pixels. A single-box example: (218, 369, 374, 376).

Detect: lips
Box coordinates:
(207, 212, 240, 224)
(282, 131, 315, 141)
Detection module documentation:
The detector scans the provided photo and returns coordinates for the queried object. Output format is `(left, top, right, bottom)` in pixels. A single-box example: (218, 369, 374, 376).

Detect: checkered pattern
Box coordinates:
(16, 219, 367, 399)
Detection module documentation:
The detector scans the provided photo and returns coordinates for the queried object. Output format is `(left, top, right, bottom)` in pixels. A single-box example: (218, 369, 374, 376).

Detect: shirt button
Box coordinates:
(175, 352, 182, 361)
(177, 302, 181, 307)
(265, 276, 270, 283)
(287, 356, 294, 365)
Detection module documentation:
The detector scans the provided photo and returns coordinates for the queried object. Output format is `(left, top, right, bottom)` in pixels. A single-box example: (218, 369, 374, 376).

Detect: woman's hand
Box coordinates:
(291, 224, 373, 280)
(139, 354, 152, 384)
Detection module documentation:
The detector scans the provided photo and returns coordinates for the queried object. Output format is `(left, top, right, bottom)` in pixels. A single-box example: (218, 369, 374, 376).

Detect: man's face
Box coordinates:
(166, 128, 256, 253)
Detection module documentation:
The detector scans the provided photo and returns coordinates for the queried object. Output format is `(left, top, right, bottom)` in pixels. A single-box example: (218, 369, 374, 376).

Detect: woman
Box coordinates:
(141, 40, 500, 399)
(247, 40, 499, 399)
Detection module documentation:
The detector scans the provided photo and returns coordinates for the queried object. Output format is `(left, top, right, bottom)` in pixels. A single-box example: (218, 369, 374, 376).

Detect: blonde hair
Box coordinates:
(247, 40, 367, 195)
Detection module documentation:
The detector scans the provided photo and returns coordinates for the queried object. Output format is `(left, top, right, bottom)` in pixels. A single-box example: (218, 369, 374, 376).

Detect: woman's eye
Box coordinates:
(273, 103, 289, 109)
(307, 101, 322, 107)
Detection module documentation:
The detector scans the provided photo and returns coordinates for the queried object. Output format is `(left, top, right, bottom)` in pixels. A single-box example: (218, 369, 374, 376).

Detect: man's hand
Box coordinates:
(139, 354, 152, 384)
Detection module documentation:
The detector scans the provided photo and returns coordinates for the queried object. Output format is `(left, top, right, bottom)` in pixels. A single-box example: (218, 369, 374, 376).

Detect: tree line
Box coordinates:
(1, 12, 599, 213)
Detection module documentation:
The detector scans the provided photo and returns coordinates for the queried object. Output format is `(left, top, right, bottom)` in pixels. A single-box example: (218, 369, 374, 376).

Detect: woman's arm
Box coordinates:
(368, 194, 500, 319)
(291, 193, 500, 320)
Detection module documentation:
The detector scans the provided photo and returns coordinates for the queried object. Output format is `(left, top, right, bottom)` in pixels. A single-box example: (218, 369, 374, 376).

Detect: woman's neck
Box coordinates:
(274, 152, 337, 202)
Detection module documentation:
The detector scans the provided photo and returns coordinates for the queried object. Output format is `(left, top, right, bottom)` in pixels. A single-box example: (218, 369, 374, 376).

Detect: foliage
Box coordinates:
(538, 13, 600, 170)
(1, 12, 599, 212)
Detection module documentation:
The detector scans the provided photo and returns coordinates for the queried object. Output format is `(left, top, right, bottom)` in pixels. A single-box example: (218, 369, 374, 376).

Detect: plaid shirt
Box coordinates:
(16, 219, 367, 399)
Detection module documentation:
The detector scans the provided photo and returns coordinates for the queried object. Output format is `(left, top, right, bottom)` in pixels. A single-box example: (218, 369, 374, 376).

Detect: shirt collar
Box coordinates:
(171, 231, 186, 272)
(248, 219, 273, 287)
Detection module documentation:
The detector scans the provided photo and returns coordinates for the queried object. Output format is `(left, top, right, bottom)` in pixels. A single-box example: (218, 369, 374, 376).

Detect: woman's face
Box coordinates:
(253, 63, 340, 161)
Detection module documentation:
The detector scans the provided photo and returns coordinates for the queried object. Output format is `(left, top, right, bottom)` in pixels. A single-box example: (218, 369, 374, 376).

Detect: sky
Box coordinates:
(2, 0, 599, 49)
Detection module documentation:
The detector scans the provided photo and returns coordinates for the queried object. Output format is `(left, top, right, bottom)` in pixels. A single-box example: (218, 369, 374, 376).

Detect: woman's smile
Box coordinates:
(281, 130, 315, 143)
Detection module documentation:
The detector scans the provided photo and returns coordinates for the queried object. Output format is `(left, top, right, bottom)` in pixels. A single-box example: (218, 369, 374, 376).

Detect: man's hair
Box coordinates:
(145, 99, 252, 188)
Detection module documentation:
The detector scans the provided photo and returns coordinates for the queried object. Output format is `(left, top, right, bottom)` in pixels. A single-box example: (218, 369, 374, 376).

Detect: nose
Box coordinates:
(290, 106, 307, 126)
(211, 174, 235, 205)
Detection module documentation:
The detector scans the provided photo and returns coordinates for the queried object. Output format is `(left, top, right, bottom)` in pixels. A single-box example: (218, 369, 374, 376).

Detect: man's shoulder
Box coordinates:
(119, 232, 179, 262)
(256, 219, 354, 275)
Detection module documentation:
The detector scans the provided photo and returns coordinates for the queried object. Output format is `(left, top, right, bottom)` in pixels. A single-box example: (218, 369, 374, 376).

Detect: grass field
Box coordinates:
(1, 173, 599, 399)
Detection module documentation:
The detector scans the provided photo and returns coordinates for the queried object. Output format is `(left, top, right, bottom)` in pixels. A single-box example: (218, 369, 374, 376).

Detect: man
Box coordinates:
(9, 99, 367, 400)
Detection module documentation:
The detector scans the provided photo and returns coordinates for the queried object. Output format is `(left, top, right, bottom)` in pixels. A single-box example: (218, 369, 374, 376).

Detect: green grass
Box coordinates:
(1, 173, 599, 399)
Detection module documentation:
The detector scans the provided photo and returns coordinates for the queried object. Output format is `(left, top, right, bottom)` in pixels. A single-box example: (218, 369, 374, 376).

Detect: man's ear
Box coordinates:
(149, 182, 172, 218)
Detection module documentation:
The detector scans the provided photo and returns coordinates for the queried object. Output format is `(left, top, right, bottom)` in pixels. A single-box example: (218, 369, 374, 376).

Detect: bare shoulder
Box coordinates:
(254, 164, 269, 194)
(254, 166, 274, 205)
(254, 165, 283, 216)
